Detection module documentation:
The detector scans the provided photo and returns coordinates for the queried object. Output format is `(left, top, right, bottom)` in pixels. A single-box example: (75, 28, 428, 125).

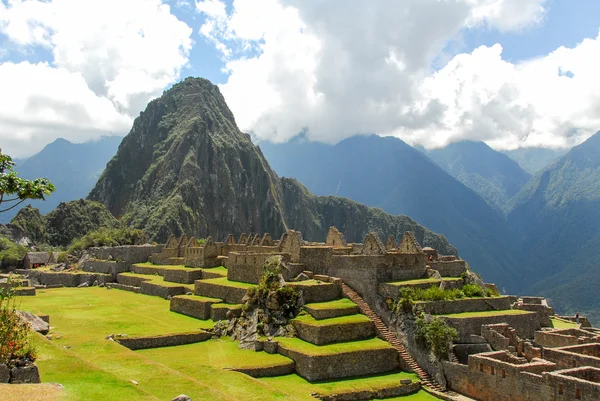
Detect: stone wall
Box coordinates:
(278, 344, 399, 382)
(81, 260, 130, 277)
(292, 318, 374, 345)
(428, 260, 467, 277)
(442, 312, 541, 343)
(23, 270, 112, 287)
(88, 245, 163, 264)
(139, 281, 188, 299)
(163, 268, 204, 284)
(115, 331, 211, 350)
(544, 344, 600, 369)
(534, 329, 600, 348)
(414, 297, 512, 315)
(226, 252, 274, 284)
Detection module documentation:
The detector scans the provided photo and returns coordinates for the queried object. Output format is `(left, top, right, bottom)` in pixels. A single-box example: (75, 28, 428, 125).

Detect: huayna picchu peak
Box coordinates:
(88, 77, 455, 254)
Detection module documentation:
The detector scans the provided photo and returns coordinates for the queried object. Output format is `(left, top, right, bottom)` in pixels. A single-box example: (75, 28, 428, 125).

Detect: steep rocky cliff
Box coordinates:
(88, 77, 455, 254)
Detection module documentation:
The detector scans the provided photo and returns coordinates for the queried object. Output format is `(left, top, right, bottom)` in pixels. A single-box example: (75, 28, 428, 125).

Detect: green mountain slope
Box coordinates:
(87, 77, 455, 255)
(259, 136, 521, 291)
(0, 137, 122, 224)
(427, 141, 531, 212)
(502, 147, 568, 175)
(507, 131, 600, 323)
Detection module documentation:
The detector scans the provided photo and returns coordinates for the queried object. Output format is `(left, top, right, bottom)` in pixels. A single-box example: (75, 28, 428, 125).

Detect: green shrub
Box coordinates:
(462, 283, 486, 298)
(67, 226, 147, 256)
(415, 316, 458, 360)
(486, 287, 500, 297)
(0, 236, 27, 269)
(0, 278, 37, 365)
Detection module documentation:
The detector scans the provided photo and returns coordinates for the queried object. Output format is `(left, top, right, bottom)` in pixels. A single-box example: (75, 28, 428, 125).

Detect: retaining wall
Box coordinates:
(115, 331, 211, 350)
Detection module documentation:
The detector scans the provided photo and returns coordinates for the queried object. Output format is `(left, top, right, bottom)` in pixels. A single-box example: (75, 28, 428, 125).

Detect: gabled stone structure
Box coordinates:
(361, 232, 386, 255)
(398, 231, 423, 254)
(226, 234, 236, 245)
(238, 233, 248, 245)
(249, 234, 261, 246)
(260, 233, 274, 246)
(326, 226, 347, 248)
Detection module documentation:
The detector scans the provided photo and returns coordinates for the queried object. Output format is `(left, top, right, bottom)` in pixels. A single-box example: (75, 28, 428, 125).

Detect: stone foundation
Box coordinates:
(115, 331, 211, 350)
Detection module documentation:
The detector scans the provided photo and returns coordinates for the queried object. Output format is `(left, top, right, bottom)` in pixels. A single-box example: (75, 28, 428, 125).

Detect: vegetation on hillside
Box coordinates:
(0, 236, 27, 269)
(67, 226, 148, 256)
(414, 316, 458, 360)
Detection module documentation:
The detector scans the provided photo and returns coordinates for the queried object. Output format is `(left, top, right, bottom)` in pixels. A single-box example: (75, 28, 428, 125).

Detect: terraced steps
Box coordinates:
(277, 337, 399, 381)
(439, 309, 539, 343)
(291, 313, 374, 345)
(211, 302, 243, 321)
(116, 272, 194, 299)
(131, 263, 228, 283)
(194, 277, 255, 304)
(304, 299, 360, 320)
(170, 295, 223, 319)
(342, 283, 446, 393)
(286, 280, 342, 303)
(379, 277, 463, 298)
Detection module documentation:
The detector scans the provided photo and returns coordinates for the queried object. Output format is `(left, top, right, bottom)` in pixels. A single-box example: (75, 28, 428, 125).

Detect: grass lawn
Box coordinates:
(277, 337, 394, 356)
(13, 287, 440, 401)
(385, 277, 463, 286)
(304, 298, 358, 310)
(440, 310, 533, 318)
(200, 276, 257, 289)
(292, 313, 370, 327)
(118, 272, 194, 291)
(550, 317, 579, 329)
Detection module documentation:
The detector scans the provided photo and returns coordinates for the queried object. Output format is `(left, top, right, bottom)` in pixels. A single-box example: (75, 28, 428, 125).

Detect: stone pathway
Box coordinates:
(341, 284, 444, 391)
(341, 283, 478, 401)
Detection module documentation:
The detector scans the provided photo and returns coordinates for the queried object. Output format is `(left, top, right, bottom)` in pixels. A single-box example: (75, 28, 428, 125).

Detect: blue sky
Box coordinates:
(1, 0, 599, 156)
(171, 0, 600, 83)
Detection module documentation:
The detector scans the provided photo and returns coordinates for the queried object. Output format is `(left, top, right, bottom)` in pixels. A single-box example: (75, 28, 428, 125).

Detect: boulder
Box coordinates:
(17, 311, 49, 334)
(0, 364, 9, 383)
(172, 395, 192, 401)
(10, 364, 41, 384)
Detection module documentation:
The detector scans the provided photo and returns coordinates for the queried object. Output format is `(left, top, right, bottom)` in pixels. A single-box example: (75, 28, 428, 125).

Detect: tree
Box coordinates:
(0, 149, 55, 213)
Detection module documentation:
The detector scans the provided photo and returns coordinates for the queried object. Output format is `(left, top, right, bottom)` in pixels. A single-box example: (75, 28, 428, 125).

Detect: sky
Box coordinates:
(1, 0, 600, 157)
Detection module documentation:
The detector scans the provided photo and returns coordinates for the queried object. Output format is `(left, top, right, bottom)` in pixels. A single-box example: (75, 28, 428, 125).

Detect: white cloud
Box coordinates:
(194, 0, 600, 150)
(0, 0, 192, 157)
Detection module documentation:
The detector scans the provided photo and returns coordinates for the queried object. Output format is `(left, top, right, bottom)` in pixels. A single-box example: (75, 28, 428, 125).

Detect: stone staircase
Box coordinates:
(342, 283, 446, 392)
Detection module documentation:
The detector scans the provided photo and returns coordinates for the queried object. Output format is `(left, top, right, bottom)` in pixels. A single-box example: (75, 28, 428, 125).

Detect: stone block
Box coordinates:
(109, 283, 141, 293)
(140, 281, 187, 299)
(305, 304, 360, 320)
(292, 316, 375, 345)
(210, 304, 242, 321)
(0, 364, 9, 383)
(170, 295, 221, 320)
(10, 364, 41, 384)
(194, 280, 250, 304)
(313, 274, 329, 282)
(278, 342, 399, 382)
(115, 331, 211, 350)
(264, 341, 279, 354)
(163, 269, 204, 284)
(286, 281, 342, 303)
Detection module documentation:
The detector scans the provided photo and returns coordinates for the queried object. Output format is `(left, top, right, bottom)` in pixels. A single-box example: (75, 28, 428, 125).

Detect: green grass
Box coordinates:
(132, 263, 203, 272)
(118, 272, 194, 290)
(304, 298, 358, 310)
(440, 310, 533, 318)
(138, 338, 293, 369)
(292, 313, 370, 327)
(288, 279, 333, 287)
(386, 277, 462, 286)
(550, 317, 580, 329)
(202, 266, 228, 276)
(211, 302, 243, 310)
(200, 276, 257, 289)
(277, 337, 393, 356)
(175, 294, 223, 303)
(16, 287, 440, 401)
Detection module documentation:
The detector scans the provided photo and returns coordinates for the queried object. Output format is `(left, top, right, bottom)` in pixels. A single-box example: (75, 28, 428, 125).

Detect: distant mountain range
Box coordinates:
(507, 131, 600, 324)
(426, 141, 531, 212)
(502, 147, 568, 174)
(1, 137, 122, 224)
(259, 135, 522, 290)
